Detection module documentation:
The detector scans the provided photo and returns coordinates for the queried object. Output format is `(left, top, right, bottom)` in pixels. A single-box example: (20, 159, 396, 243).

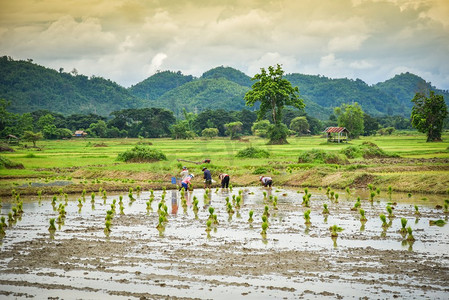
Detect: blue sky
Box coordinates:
(1, 0, 448, 89)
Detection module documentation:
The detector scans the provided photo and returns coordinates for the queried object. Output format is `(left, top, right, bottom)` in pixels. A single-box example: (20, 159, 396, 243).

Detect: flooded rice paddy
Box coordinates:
(1, 186, 448, 299)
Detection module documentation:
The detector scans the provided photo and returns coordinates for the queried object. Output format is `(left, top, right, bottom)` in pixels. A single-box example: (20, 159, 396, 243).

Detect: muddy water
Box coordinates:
(0, 187, 448, 299)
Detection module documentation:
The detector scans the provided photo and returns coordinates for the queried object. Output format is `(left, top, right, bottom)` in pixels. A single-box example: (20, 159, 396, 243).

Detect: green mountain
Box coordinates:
(128, 70, 194, 100)
(373, 72, 449, 112)
(201, 66, 252, 87)
(151, 77, 250, 117)
(0, 56, 141, 116)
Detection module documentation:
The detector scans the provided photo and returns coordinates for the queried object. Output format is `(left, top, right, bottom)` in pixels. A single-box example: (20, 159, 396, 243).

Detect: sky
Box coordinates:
(1, 0, 448, 89)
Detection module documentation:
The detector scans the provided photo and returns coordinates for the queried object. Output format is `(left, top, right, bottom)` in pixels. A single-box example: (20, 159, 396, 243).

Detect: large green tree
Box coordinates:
(244, 64, 304, 144)
(334, 102, 365, 138)
(411, 91, 448, 142)
(289, 116, 309, 136)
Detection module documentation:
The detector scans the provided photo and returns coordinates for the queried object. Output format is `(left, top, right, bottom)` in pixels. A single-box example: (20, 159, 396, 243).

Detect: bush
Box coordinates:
(267, 123, 289, 145)
(0, 155, 24, 169)
(252, 166, 271, 174)
(236, 147, 270, 158)
(0, 143, 14, 152)
(117, 146, 167, 162)
(298, 149, 348, 164)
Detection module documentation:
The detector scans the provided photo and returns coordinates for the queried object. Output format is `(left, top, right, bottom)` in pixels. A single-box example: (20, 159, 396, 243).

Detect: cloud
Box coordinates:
(148, 53, 168, 74)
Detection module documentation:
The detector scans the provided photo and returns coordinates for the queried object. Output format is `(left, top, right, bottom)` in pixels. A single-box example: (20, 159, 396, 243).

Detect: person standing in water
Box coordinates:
(219, 173, 230, 189)
(202, 167, 212, 189)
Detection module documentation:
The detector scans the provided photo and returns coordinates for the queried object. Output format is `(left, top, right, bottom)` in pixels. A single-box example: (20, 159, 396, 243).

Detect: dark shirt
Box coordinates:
(203, 169, 212, 180)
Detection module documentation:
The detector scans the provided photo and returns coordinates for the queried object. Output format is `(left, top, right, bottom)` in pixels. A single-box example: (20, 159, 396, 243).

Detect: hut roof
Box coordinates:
(323, 127, 349, 133)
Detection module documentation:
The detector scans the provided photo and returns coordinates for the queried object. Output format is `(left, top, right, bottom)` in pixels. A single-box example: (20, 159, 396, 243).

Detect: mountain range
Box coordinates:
(1, 55, 448, 120)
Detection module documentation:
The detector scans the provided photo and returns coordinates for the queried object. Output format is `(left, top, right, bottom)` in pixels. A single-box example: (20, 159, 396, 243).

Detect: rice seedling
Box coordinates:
(119, 195, 123, 204)
(359, 209, 367, 222)
(17, 201, 23, 214)
(326, 187, 331, 197)
(334, 193, 339, 203)
(263, 205, 270, 217)
(322, 203, 329, 214)
(12, 207, 18, 217)
(229, 184, 233, 192)
(105, 210, 114, 221)
(150, 189, 154, 197)
(0, 223, 5, 235)
(119, 203, 125, 215)
(407, 193, 412, 198)
(213, 214, 219, 225)
(48, 218, 56, 231)
(136, 185, 141, 195)
(386, 205, 394, 218)
(77, 198, 83, 207)
(205, 219, 212, 232)
(379, 214, 388, 228)
(8, 212, 14, 222)
(102, 190, 107, 201)
(376, 187, 381, 195)
(400, 218, 408, 235)
(91, 192, 95, 203)
(82, 189, 86, 201)
(64, 193, 68, 204)
(56, 214, 64, 224)
(370, 191, 376, 202)
(128, 188, 135, 201)
(304, 209, 311, 225)
(272, 199, 278, 210)
(351, 197, 361, 211)
(52, 196, 57, 205)
(226, 202, 234, 214)
(37, 190, 42, 201)
(414, 205, 420, 215)
(345, 187, 351, 199)
(330, 225, 342, 237)
(208, 206, 215, 220)
(1, 216, 7, 229)
(330, 191, 335, 200)
(261, 221, 268, 235)
(406, 226, 415, 241)
(444, 199, 449, 213)
(304, 187, 309, 195)
(261, 215, 268, 225)
(235, 196, 241, 209)
(367, 183, 373, 191)
(248, 210, 254, 223)
(104, 220, 112, 233)
(429, 220, 446, 226)
(388, 186, 393, 200)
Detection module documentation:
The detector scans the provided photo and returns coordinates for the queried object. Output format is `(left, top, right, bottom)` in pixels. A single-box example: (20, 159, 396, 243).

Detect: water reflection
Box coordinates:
(171, 190, 178, 215)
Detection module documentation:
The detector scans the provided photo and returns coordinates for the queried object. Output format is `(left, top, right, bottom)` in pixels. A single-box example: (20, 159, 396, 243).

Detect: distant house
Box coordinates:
(323, 127, 349, 143)
(6, 134, 20, 145)
(73, 130, 88, 137)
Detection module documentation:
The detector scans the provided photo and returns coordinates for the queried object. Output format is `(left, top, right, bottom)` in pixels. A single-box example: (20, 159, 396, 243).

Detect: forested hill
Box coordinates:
(0, 56, 142, 115)
(373, 72, 449, 112)
(1, 56, 448, 119)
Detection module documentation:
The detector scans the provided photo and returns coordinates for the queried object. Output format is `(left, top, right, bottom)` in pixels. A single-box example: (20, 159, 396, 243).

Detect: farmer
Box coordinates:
(180, 166, 189, 181)
(180, 174, 194, 191)
(202, 167, 212, 189)
(219, 173, 230, 189)
(259, 176, 273, 188)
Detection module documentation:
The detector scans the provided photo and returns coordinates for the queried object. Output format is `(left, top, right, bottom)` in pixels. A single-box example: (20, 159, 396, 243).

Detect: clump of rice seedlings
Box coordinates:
(376, 187, 381, 195)
(128, 187, 135, 201)
(263, 205, 270, 217)
(248, 210, 254, 223)
(359, 209, 367, 222)
(105, 210, 114, 221)
(104, 220, 112, 233)
(119, 195, 123, 204)
(91, 192, 95, 203)
(407, 193, 412, 198)
(329, 225, 342, 237)
(229, 184, 233, 192)
(56, 214, 64, 225)
(345, 187, 351, 199)
(52, 196, 57, 206)
(82, 189, 86, 201)
(12, 206, 18, 217)
(304, 210, 311, 225)
(226, 202, 234, 214)
(136, 185, 141, 195)
(367, 183, 373, 191)
(37, 190, 42, 202)
(1, 216, 7, 229)
(330, 191, 335, 200)
(334, 193, 339, 203)
(102, 190, 107, 202)
(208, 206, 215, 221)
(429, 219, 446, 227)
(387, 185, 393, 200)
(400, 218, 408, 235)
(64, 193, 68, 204)
(235, 196, 241, 209)
(379, 214, 388, 228)
(17, 201, 23, 214)
(351, 197, 361, 211)
(48, 218, 56, 231)
(386, 205, 394, 218)
(414, 205, 420, 215)
(0, 223, 5, 235)
(119, 203, 125, 215)
(261, 215, 268, 225)
(150, 189, 154, 197)
(406, 226, 415, 241)
(205, 219, 212, 232)
(215, 188, 219, 193)
(213, 214, 219, 225)
(272, 198, 278, 210)
(322, 203, 329, 214)
(370, 191, 376, 202)
(444, 199, 449, 213)
(8, 212, 14, 222)
(304, 187, 309, 195)
(326, 187, 331, 197)
(261, 221, 268, 235)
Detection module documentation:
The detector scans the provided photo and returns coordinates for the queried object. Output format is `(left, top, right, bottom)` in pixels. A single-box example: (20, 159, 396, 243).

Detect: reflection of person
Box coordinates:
(171, 190, 178, 215)
(202, 167, 212, 189)
(181, 174, 194, 191)
(259, 176, 273, 187)
(219, 173, 230, 188)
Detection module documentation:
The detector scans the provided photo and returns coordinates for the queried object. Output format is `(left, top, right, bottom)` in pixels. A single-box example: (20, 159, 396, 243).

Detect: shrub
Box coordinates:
(340, 142, 398, 159)
(116, 146, 167, 162)
(0, 155, 24, 169)
(236, 147, 270, 158)
(252, 166, 270, 175)
(298, 149, 348, 164)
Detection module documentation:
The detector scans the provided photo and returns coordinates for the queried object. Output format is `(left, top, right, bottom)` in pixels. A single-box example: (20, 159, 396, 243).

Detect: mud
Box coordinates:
(0, 187, 448, 299)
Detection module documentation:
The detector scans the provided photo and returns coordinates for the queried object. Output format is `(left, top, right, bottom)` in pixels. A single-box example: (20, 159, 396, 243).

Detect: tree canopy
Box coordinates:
(411, 91, 448, 142)
(334, 102, 365, 138)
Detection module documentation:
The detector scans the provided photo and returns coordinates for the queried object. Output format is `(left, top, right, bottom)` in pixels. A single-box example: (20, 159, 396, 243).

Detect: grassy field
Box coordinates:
(1, 132, 448, 196)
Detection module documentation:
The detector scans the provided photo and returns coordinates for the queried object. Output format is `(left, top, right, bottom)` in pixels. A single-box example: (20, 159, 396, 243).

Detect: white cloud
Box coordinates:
(148, 53, 168, 75)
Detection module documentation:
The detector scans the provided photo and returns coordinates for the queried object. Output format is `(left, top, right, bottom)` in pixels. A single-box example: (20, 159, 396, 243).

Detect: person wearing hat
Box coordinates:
(259, 176, 273, 188)
(180, 166, 189, 181)
(202, 167, 212, 189)
(180, 174, 194, 191)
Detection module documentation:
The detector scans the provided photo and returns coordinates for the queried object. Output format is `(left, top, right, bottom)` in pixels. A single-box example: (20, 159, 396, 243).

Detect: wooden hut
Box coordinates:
(323, 127, 349, 143)
(73, 130, 88, 137)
